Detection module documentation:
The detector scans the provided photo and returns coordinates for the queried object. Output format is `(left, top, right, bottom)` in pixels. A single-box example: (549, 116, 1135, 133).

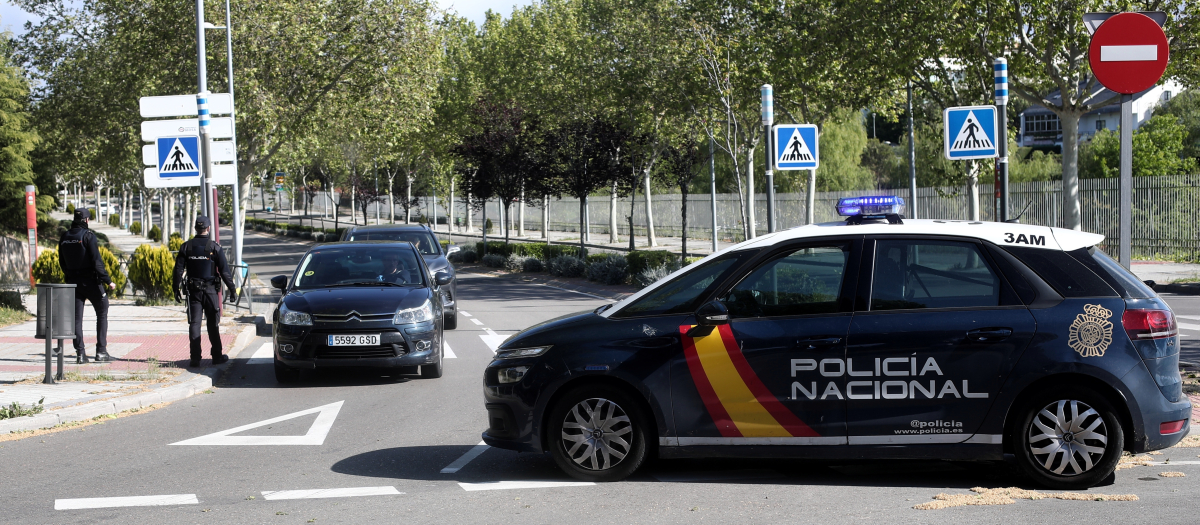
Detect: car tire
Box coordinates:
(1012, 386, 1124, 489)
(421, 338, 443, 379)
(274, 357, 301, 383)
(547, 385, 649, 482)
(443, 308, 458, 330)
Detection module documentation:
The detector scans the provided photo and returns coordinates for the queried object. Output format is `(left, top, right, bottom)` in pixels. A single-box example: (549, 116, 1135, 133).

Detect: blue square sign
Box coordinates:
(156, 136, 201, 178)
(773, 124, 819, 170)
(943, 106, 998, 160)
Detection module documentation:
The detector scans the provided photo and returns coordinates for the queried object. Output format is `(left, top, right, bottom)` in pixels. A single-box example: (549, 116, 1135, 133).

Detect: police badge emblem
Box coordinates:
(1068, 304, 1114, 357)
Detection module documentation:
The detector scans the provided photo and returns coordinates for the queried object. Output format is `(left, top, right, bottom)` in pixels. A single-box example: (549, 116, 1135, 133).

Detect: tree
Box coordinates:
(659, 136, 704, 260)
(540, 117, 631, 253)
(0, 51, 43, 232)
(1079, 115, 1198, 178)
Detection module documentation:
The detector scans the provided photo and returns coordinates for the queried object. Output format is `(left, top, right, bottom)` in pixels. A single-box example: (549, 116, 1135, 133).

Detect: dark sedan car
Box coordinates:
(270, 241, 451, 383)
(340, 224, 460, 329)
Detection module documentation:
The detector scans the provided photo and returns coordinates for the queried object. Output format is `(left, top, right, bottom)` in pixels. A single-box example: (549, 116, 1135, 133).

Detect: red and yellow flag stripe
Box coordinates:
(680, 324, 819, 438)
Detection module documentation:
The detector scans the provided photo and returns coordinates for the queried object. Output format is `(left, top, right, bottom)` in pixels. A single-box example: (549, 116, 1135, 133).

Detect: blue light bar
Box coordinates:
(837, 195, 906, 217)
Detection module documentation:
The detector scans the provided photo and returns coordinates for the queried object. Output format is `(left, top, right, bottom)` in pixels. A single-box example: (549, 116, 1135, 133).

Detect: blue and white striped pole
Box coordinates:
(762, 84, 775, 233)
(994, 58, 1010, 221)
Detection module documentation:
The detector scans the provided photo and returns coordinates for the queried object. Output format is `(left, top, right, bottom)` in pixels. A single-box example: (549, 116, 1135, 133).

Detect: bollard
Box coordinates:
(36, 283, 76, 384)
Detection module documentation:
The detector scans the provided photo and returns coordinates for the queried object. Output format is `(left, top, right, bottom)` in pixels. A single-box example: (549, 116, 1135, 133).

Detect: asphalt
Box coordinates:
(2, 223, 1199, 524)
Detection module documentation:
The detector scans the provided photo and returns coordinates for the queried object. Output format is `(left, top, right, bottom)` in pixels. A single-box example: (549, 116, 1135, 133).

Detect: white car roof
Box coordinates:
(600, 219, 1103, 319)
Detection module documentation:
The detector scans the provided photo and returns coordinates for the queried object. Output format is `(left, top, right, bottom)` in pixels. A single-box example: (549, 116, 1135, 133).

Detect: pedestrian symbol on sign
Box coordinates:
(780, 129, 814, 162)
(949, 112, 994, 152)
(156, 136, 201, 178)
(772, 124, 819, 170)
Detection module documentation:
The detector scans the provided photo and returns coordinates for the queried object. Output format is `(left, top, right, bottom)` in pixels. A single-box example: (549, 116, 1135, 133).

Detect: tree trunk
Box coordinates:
(405, 177, 413, 224)
(746, 146, 756, 239)
(466, 192, 474, 232)
(504, 202, 511, 244)
(1061, 112, 1082, 230)
(643, 169, 657, 247)
(542, 196, 549, 241)
(579, 197, 586, 254)
(518, 187, 525, 237)
(481, 200, 488, 255)
(449, 178, 455, 234)
(681, 184, 689, 260)
(609, 181, 619, 244)
(583, 195, 590, 243)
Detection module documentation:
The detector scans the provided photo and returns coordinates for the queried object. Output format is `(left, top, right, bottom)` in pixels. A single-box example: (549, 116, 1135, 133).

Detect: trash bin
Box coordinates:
(35, 283, 75, 340)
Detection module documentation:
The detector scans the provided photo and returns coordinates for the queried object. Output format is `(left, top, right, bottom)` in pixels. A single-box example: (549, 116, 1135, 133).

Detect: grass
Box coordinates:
(0, 398, 45, 420)
(134, 297, 178, 306)
(0, 306, 32, 328)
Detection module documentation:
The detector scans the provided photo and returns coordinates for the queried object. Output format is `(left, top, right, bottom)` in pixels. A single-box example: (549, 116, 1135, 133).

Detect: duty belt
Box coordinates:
(187, 278, 217, 289)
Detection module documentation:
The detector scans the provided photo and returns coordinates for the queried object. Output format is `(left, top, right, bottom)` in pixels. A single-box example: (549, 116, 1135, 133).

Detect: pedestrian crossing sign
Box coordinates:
(943, 106, 998, 160)
(772, 124, 819, 170)
(156, 136, 201, 178)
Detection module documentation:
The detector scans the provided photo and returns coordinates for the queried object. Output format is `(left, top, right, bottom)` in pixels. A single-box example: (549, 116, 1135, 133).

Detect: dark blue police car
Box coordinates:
(481, 197, 1190, 488)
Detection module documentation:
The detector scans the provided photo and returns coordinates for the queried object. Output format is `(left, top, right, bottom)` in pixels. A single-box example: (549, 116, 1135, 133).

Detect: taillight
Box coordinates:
(1122, 309, 1177, 340)
(1160, 419, 1186, 435)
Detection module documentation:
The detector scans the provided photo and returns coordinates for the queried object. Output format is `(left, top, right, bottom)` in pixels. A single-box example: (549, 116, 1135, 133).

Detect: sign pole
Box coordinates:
(195, 0, 212, 220)
(994, 58, 1010, 222)
(761, 84, 775, 233)
(224, 0, 243, 269)
(1119, 93, 1133, 268)
(709, 111, 718, 252)
(906, 81, 918, 219)
(26, 185, 36, 289)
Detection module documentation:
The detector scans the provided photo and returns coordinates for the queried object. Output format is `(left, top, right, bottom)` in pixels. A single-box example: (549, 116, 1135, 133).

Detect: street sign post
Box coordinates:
(139, 93, 232, 118)
(761, 84, 774, 233)
(994, 59, 1010, 222)
(1088, 12, 1169, 269)
(943, 106, 998, 160)
(25, 185, 36, 288)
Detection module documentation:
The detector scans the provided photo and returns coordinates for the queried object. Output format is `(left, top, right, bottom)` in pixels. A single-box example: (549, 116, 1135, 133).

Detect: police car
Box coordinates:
(481, 196, 1190, 489)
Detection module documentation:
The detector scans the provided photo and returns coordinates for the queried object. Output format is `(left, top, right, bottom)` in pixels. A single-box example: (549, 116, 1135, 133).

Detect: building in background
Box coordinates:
(1018, 80, 1182, 150)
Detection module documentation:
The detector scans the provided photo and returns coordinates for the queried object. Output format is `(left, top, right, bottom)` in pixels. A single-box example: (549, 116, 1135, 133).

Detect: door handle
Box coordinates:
(966, 328, 1013, 343)
(795, 337, 842, 350)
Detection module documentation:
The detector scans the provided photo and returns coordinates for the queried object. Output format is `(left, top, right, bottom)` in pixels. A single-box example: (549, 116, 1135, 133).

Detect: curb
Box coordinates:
(0, 323, 258, 436)
(1155, 282, 1200, 295)
(458, 266, 636, 302)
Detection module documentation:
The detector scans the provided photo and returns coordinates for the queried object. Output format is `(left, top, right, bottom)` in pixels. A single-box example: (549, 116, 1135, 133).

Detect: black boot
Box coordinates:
(188, 357, 201, 368)
(94, 351, 114, 362)
(76, 351, 90, 364)
(211, 354, 229, 365)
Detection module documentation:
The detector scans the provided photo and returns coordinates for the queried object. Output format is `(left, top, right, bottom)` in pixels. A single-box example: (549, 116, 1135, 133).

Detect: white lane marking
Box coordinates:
(1148, 461, 1200, 466)
(470, 318, 484, 326)
(444, 341, 457, 359)
(247, 342, 273, 364)
(1178, 315, 1200, 321)
(484, 328, 497, 336)
(170, 401, 344, 446)
(261, 486, 401, 500)
(441, 442, 489, 473)
(652, 469, 784, 483)
(458, 481, 595, 492)
(1177, 322, 1200, 331)
(1100, 44, 1158, 62)
(460, 311, 472, 317)
(540, 283, 610, 301)
(480, 334, 511, 353)
(55, 494, 199, 510)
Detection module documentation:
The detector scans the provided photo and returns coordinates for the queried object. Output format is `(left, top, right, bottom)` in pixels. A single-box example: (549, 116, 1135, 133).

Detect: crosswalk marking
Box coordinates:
(458, 480, 595, 492)
(261, 487, 401, 500)
(55, 494, 199, 510)
(441, 442, 489, 473)
(247, 342, 273, 364)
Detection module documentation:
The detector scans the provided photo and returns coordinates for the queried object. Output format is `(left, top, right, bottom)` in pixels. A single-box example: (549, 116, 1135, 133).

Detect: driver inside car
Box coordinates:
(379, 253, 414, 283)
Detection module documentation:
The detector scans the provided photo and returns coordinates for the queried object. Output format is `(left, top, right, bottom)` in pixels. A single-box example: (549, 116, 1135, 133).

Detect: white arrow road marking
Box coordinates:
(480, 334, 510, 354)
(261, 487, 402, 500)
(651, 469, 784, 483)
(247, 342, 272, 364)
(458, 481, 595, 492)
(441, 442, 489, 473)
(170, 401, 344, 446)
(55, 494, 198, 510)
(1101, 45, 1158, 62)
(1148, 461, 1200, 466)
(470, 318, 484, 326)
(444, 341, 457, 358)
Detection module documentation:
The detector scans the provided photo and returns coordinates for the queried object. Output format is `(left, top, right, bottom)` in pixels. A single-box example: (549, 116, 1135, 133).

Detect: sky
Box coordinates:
(0, 0, 533, 36)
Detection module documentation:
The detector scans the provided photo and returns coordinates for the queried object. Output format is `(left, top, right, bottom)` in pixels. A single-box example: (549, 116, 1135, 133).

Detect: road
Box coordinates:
(2, 232, 1198, 524)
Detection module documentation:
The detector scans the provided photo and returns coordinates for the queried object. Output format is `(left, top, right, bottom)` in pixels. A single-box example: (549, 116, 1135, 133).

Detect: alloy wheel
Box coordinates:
(559, 397, 634, 471)
(1027, 399, 1109, 476)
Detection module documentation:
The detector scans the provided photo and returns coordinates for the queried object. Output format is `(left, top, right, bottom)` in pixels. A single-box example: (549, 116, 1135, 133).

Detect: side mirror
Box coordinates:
(446, 245, 461, 256)
(434, 271, 453, 287)
(696, 300, 730, 326)
(271, 275, 288, 290)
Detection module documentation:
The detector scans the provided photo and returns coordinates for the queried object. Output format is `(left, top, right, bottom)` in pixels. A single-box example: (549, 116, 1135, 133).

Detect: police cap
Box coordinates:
(73, 209, 90, 223)
(195, 216, 211, 229)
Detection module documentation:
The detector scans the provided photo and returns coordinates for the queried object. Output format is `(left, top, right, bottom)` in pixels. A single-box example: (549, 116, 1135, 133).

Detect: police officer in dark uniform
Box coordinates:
(58, 209, 116, 363)
(172, 216, 237, 367)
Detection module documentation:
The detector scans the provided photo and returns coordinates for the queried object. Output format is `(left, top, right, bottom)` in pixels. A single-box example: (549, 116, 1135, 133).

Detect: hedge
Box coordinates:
(30, 247, 125, 297)
(128, 244, 175, 300)
(99, 247, 127, 298)
(626, 250, 677, 276)
(474, 241, 586, 260)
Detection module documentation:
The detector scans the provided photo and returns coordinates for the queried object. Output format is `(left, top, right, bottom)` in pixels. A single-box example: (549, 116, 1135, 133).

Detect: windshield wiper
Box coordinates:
(325, 281, 411, 287)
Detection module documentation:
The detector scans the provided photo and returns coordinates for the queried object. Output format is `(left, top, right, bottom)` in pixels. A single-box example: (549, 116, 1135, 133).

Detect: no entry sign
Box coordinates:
(1088, 12, 1169, 95)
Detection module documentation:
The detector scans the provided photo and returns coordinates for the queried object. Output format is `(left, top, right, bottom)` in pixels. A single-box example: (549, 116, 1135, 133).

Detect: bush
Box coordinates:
(485, 218, 493, 233)
(108, 214, 120, 227)
(129, 221, 142, 235)
(505, 254, 528, 272)
(635, 260, 682, 288)
(481, 253, 507, 268)
(31, 249, 64, 284)
(313, 232, 325, 242)
(548, 256, 587, 278)
(148, 224, 162, 242)
(586, 254, 628, 285)
(456, 248, 478, 264)
(476, 241, 512, 257)
(168, 233, 184, 252)
(301, 231, 312, 240)
(522, 257, 544, 273)
(87, 208, 96, 220)
(627, 250, 678, 276)
(99, 247, 127, 298)
(66, 203, 75, 215)
(128, 244, 175, 300)
(586, 253, 610, 264)
(544, 244, 586, 260)
(509, 243, 546, 259)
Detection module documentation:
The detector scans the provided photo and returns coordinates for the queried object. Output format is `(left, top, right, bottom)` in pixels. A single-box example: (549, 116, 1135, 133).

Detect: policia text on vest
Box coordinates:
(58, 210, 116, 363)
(171, 216, 237, 367)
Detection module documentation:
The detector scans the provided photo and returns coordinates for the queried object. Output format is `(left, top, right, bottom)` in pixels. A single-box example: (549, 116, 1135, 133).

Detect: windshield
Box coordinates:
(613, 252, 753, 318)
(347, 230, 440, 255)
(293, 247, 425, 288)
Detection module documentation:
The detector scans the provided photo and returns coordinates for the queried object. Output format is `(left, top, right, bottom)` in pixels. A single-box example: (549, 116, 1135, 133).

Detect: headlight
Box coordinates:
(494, 346, 551, 359)
(279, 303, 312, 326)
(394, 300, 434, 324)
(497, 366, 529, 384)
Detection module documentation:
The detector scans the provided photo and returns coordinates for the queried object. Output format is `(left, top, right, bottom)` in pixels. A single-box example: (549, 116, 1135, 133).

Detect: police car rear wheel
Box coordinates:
(1014, 387, 1123, 489)
(548, 386, 648, 482)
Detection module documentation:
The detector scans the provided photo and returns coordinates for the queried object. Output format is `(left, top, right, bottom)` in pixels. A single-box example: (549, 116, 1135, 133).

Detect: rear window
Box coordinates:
(1002, 247, 1117, 298)
(348, 230, 440, 255)
(1069, 247, 1156, 299)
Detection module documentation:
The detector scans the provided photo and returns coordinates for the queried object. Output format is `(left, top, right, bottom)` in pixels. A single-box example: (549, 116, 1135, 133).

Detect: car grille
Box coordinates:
(312, 310, 394, 323)
(317, 345, 403, 359)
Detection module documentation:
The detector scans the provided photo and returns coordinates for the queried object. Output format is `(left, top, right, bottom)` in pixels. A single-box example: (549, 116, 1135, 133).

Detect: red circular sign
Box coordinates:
(1088, 13, 1169, 95)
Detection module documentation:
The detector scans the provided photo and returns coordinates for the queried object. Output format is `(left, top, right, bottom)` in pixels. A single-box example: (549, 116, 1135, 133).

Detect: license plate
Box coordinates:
(327, 334, 380, 346)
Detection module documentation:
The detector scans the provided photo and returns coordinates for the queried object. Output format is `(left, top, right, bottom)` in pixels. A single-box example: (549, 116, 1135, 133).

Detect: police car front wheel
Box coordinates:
(548, 386, 649, 482)
(1014, 386, 1123, 489)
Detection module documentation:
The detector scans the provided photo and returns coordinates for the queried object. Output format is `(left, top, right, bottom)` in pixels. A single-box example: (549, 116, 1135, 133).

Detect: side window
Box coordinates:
(613, 251, 753, 318)
(871, 240, 1000, 311)
(1002, 246, 1117, 298)
(722, 244, 849, 317)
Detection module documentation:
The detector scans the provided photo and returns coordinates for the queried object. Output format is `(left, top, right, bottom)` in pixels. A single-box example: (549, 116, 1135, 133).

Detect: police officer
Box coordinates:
(58, 209, 116, 363)
(172, 216, 238, 367)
